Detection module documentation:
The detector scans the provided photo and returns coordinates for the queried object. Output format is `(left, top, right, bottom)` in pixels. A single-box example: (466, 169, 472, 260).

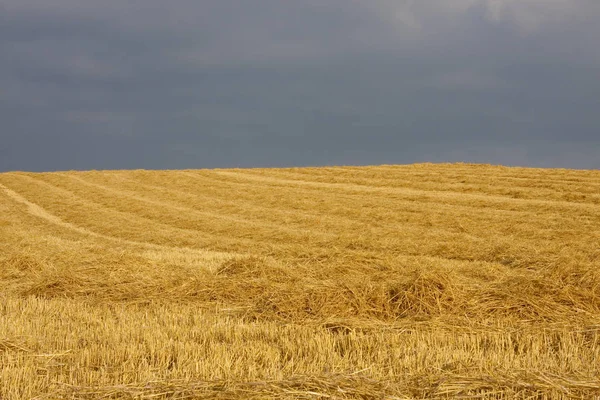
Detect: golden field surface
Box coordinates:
(1, 163, 599, 399)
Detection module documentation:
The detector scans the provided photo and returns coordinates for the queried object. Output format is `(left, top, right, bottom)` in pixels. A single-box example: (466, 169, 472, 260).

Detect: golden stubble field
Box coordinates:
(1, 163, 599, 399)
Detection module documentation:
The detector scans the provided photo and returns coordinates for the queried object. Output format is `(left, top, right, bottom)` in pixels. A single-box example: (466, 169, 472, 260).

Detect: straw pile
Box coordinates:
(1, 163, 599, 399)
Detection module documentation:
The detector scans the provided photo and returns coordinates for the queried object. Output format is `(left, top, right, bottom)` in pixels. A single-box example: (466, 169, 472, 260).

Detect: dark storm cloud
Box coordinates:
(1, 0, 599, 171)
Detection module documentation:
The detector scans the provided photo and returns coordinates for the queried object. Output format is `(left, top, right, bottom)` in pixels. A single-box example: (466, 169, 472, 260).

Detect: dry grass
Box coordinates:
(1, 163, 599, 399)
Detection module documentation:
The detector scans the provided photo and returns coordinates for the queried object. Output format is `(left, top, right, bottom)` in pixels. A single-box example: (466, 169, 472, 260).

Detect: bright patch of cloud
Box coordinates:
(484, 0, 592, 32)
(372, 0, 594, 33)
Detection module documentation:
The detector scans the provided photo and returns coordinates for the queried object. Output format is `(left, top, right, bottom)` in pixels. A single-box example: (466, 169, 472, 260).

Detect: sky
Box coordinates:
(1, 0, 599, 172)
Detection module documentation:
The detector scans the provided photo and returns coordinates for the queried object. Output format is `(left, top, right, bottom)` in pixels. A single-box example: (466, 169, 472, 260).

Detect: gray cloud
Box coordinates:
(1, 0, 599, 171)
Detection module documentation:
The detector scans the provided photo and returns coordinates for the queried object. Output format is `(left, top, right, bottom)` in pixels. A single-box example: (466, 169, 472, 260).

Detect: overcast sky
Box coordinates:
(1, 0, 599, 171)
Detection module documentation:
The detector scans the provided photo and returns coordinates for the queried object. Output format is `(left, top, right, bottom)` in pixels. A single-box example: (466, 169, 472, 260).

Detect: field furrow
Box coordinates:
(226, 168, 600, 210)
(0, 181, 235, 261)
(62, 172, 346, 238)
(270, 165, 600, 202)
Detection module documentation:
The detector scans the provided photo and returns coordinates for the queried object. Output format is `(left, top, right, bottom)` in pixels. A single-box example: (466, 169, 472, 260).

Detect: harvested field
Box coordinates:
(1, 163, 599, 399)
